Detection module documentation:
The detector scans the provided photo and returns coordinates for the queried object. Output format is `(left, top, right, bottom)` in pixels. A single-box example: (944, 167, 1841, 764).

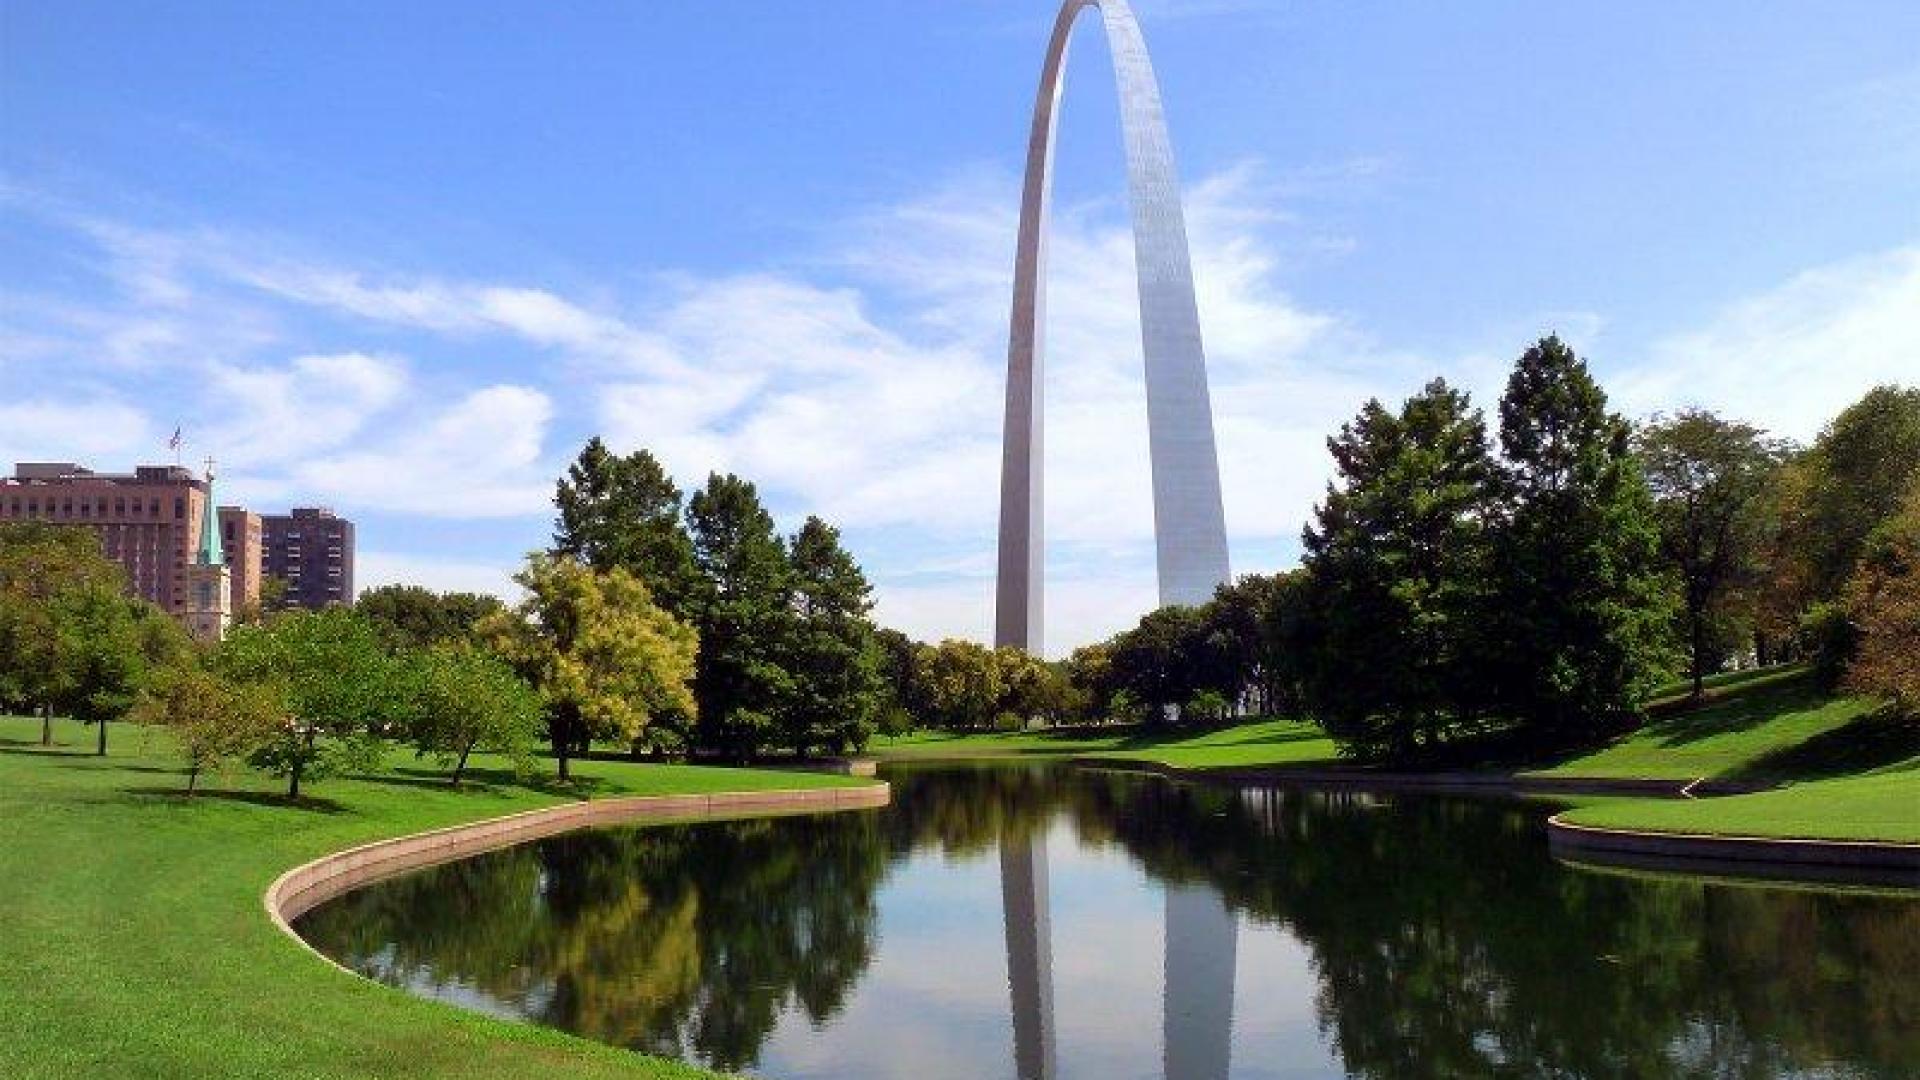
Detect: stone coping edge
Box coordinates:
(1546, 813, 1920, 889)
(264, 781, 891, 972)
(1071, 755, 1771, 798)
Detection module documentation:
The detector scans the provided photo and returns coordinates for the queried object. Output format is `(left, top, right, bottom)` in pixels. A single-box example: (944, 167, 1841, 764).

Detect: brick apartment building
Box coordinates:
(1, 462, 355, 635)
(262, 508, 355, 610)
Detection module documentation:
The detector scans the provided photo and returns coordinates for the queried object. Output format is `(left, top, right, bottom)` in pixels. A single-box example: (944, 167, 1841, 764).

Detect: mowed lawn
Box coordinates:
(871, 717, 1339, 771)
(1540, 672, 1920, 843)
(1530, 672, 1893, 781)
(0, 715, 872, 1080)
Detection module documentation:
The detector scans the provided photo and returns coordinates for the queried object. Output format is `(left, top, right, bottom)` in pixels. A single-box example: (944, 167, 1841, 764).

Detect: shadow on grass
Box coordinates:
(366, 764, 611, 800)
(123, 786, 347, 813)
(0, 745, 93, 758)
(1726, 709, 1920, 782)
(1643, 676, 1825, 747)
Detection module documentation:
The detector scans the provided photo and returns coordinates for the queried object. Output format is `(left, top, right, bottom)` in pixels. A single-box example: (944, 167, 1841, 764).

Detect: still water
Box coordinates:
(294, 764, 1919, 1079)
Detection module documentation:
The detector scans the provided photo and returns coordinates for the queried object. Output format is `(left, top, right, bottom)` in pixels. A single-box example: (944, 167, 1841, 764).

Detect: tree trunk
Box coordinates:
(186, 765, 199, 795)
(97, 717, 108, 757)
(452, 741, 473, 786)
(40, 703, 52, 747)
(1689, 607, 1706, 701)
(551, 721, 572, 782)
(288, 762, 302, 799)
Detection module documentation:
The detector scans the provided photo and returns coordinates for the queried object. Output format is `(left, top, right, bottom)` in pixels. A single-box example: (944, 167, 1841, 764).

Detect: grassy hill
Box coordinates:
(0, 715, 869, 1080)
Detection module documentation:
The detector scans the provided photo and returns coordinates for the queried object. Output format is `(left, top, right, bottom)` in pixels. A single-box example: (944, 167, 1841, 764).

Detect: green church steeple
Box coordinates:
(196, 459, 224, 567)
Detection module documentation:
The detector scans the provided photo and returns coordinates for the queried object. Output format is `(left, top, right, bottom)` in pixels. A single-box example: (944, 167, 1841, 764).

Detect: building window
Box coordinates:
(174, 497, 185, 520)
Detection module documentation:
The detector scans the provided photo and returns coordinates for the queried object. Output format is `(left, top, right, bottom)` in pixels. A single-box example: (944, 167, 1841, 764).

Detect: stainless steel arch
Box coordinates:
(995, 0, 1231, 652)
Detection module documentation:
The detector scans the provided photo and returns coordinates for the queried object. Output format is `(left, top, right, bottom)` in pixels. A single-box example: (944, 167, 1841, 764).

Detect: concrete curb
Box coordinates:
(264, 782, 891, 972)
(1072, 756, 1771, 798)
(1546, 813, 1920, 889)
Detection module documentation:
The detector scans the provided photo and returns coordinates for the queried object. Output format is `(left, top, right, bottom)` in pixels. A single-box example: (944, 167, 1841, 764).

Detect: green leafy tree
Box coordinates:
(55, 587, 190, 756)
(1799, 385, 1920, 598)
(1843, 480, 1920, 718)
(0, 523, 123, 743)
(553, 437, 701, 618)
(1064, 641, 1117, 724)
(1107, 604, 1227, 724)
(401, 643, 543, 783)
(686, 474, 795, 759)
(131, 665, 283, 793)
(1488, 336, 1673, 747)
(917, 639, 1004, 730)
(214, 608, 396, 798)
(480, 553, 698, 780)
(783, 516, 883, 755)
(355, 584, 504, 651)
(871, 627, 928, 734)
(1302, 379, 1497, 756)
(1636, 410, 1792, 697)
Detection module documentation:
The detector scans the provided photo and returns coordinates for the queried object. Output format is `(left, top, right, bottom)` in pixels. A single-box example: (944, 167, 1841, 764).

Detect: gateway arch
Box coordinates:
(994, 6, 1239, 1079)
(995, 0, 1231, 653)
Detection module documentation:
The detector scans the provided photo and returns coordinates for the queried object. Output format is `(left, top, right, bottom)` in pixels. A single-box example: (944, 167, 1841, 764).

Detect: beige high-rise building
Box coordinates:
(1, 461, 233, 640)
(218, 506, 264, 613)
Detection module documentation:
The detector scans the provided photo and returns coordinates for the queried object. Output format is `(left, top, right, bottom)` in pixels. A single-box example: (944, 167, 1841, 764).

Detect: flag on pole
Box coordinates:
(168, 426, 182, 451)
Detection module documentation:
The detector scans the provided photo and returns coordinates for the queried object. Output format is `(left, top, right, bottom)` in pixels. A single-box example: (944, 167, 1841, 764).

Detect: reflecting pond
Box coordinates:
(294, 764, 1920, 1078)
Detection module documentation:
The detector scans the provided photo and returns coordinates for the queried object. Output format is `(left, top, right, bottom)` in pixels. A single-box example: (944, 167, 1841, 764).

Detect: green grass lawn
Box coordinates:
(871, 717, 1339, 771)
(1557, 765, 1920, 843)
(1529, 675, 1898, 782)
(0, 715, 872, 1080)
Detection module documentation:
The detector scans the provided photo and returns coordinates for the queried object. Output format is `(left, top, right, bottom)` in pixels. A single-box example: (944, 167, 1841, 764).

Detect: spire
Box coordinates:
(196, 457, 224, 566)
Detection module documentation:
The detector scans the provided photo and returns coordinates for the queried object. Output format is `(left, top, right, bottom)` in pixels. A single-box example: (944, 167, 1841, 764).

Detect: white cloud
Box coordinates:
(1616, 246, 1920, 440)
(294, 385, 557, 518)
(353, 550, 520, 601)
(0, 399, 153, 468)
(206, 352, 408, 470)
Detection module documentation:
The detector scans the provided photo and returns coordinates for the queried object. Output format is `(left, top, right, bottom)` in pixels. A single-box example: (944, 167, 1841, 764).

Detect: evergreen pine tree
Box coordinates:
(1489, 336, 1673, 747)
(784, 516, 884, 756)
(686, 473, 795, 759)
(553, 437, 700, 618)
(1302, 379, 1495, 757)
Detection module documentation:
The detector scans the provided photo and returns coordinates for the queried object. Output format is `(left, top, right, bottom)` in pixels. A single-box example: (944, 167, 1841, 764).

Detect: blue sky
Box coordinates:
(4, 1, 1917, 653)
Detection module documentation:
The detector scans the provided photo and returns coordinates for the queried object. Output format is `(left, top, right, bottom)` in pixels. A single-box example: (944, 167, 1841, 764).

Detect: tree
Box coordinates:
(1844, 481, 1920, 719)
(214, 608, 396, 798)
(1301, 379, 1497, 756)
(917, 639, 1005, 730)
(553, 437, 701, 618)
(686, 474, 795, 759)
(1064, 641, 1117, 724)
(0, 523, 123, 744)
(1107, 605, 1223, 724)
(1488, 336, 1673, 747)
(131, 665, 282, 793)
(481, 553, 697, 780)
(783, 517, 884, 755)
(871, 627, 928, 734)
(356, 584, 504, 651)
(1636, 410, 1792, 697)
(55, 588, 190, 756)
(401, 644, 543, 783)
(1800, 386, 1920, 599)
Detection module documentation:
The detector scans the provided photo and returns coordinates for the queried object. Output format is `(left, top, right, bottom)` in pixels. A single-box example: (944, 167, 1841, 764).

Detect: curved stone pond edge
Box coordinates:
(1071, 757, 1920, 889)
(265, 783, 892, 972)
(1545, 815, 1920, 889)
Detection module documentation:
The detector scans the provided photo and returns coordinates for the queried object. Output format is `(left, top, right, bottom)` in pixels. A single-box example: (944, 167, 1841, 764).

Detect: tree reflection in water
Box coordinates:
(295, 765, 1920, 1079)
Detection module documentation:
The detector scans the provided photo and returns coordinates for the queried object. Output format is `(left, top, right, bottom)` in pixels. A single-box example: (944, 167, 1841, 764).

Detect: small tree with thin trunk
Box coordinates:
(214, 608, 394, 798)
(131, 666, 283, 793)
(402, 644, 542, 784)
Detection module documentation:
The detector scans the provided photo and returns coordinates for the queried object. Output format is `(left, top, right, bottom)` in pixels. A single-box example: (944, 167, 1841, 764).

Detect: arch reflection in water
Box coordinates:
(294, 765, 1920, 1079)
